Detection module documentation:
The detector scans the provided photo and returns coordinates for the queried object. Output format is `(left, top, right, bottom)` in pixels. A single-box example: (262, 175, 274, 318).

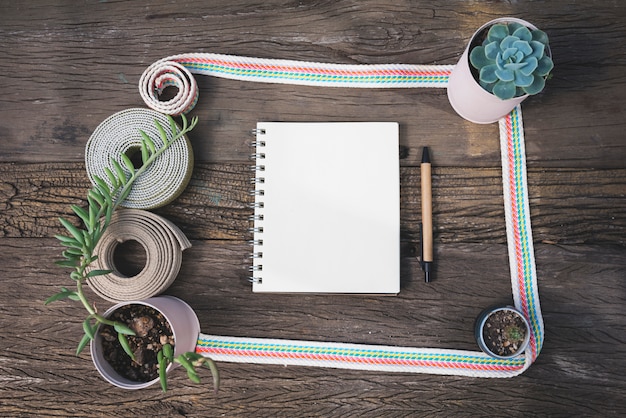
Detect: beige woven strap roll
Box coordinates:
(85, 108, 194, 209)
(87, 209, 191, 302)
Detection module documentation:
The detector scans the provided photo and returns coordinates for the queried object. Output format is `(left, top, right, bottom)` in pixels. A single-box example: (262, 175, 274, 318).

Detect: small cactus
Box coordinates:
(470, 22, 554, 100)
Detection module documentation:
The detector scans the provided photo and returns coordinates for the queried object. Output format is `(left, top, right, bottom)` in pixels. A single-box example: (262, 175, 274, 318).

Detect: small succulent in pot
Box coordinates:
(469, 22, 554, 100)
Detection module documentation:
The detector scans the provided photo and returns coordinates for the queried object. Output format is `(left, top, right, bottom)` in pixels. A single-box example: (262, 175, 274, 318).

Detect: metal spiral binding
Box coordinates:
(249, 128, 266, 284)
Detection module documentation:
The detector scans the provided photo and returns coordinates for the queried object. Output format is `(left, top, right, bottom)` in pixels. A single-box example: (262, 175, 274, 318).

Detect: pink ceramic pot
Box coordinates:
(447, 18, 539, 124)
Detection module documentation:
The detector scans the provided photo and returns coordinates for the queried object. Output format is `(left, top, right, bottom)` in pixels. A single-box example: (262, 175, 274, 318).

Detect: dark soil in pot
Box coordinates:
(482, 309, 527, 357)
(99, 304, 174, 382)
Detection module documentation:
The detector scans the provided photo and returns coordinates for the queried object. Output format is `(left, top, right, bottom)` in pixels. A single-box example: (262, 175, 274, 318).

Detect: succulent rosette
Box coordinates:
(469, 22, 554, 100)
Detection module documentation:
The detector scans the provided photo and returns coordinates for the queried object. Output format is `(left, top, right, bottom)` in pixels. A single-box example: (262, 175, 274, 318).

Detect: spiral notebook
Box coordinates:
(250, 122, 400, 294)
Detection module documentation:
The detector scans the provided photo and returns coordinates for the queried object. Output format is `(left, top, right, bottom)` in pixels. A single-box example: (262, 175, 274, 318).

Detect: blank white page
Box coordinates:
(251, 122, 399, 294)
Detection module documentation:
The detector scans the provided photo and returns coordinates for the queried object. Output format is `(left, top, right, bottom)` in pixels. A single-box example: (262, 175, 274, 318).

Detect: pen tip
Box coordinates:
(422, 147, 430, 164)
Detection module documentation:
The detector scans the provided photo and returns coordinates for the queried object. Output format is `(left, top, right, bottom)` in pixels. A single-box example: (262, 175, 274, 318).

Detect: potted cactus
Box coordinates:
(447, 18, 554, 123)
(475, 305, 531, 359)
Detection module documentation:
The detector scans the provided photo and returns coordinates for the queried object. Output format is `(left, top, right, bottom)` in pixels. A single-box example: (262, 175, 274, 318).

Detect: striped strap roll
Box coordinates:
(139, 53, 454, 115)
(195, 105, 541, 378)
(138, 54, 542, 377)
(85, 108, 194, 209)
(87, 209, 191, 302)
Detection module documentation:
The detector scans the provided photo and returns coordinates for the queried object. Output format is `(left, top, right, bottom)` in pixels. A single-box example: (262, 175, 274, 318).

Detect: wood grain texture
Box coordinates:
(0, 0, 625, 167)
(1, 238, 624, 417)
(1, 0, 625, 416)
(1, 162, 624, 246)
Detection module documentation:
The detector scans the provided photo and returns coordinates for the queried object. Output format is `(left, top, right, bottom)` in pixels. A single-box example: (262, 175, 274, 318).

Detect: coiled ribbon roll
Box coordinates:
(139, 53, 543, 378)
(85, 108, 194, 209)
(139, 53, 454, 115)
(87, 209, 191, 302)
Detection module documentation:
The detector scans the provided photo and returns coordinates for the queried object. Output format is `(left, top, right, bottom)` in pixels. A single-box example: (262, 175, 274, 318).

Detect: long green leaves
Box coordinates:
(48, 115, 209, 387)
(157, 344, 220, 393)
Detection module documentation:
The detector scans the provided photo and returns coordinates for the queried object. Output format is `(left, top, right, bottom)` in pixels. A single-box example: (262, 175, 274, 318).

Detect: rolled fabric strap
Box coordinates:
(139, 53, 454, 115)
(85, 108, 194, 209)
(138, 54, 543, 377)
(194, 106, 542, 378)
(87, 209, 192, 302)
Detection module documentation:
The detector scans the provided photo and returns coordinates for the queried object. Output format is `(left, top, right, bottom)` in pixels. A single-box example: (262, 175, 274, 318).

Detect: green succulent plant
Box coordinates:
(469, 22, 554, 100)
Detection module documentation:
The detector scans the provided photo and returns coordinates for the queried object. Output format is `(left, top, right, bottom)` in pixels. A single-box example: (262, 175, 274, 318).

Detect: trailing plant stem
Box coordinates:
(48, 114, 219, 392)
(49, 114, 199, 352)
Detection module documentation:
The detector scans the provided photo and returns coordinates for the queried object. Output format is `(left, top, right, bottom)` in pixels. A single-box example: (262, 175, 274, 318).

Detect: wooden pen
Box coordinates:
(421, 147, 433, 282)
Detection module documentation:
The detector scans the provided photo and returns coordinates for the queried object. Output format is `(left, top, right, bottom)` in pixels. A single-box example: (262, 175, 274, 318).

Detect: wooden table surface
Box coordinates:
(1, 1, 625, 416)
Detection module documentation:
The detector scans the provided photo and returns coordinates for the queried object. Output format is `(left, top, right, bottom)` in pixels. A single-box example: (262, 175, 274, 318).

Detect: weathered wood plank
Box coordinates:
(0, 0, 625, 168)
(1, 162, 624, 246)
(1, 238, 624, 416)
(1, 1, 625, 416)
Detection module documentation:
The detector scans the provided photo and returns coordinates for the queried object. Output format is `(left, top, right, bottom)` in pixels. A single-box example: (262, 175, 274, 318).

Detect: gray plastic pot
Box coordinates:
(475, 305, 531, 359)
(90, 295, 200, 389)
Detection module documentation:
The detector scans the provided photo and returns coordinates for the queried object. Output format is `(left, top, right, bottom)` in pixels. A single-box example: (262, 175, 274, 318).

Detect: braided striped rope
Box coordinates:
(139, 55, 542, 377)
(139, 53, 453, 115)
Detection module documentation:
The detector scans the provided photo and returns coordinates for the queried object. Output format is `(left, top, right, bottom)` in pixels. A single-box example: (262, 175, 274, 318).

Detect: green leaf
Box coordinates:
(55, 259, 78, 268)
(118, 333, 136, 361)
(185, 352, 203, 362)
(487, 23, 509, 43)
(86, 193, 98, 214)
(120, 153, 135, 174)
(531, 29, 549, 45)
(535, 55, 554, 77)
(512, 25, 532, 42)
(55, 234, 81, 247)
(82, 230, 92, 251)
(62, 248, 82, 258)
(93, 175, 112, 200)
(83, 318, 96, 339)
(44, 287, 79, 305)
(140, 140, 150, 164)
(168, 116, 178, 137)
(202, 356, 220, 393)
(85, 269, 112, 278)
(522, 74, 547, 95)
(76, 333, 92, 356)
(479, 64, 499, 84)
(58, 241, 82, 251)
(111, 159, 128, 185)
(186, 368, 201, 384)
(162, 343, 174, 362)
(71, 205, 90, 228)
(113, 322, 136, 336)
(155, 119, 169, 143)
(103, 166, 119, 189)
(174, 354, 201, 384)
(175, 353, 193, 369)
(158, 352, 169, 392)
(90, 212, 102, 239)
(93, 175, 110, 193)
(70, 271, 83, 281)
(190, 116, 199, 130)
(469, 46, 490, 70)
(59, 217, 85, 245)
(492, 79, 517, 100)
(87, 189, 105, 208)
(140, 130, 157, 154)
